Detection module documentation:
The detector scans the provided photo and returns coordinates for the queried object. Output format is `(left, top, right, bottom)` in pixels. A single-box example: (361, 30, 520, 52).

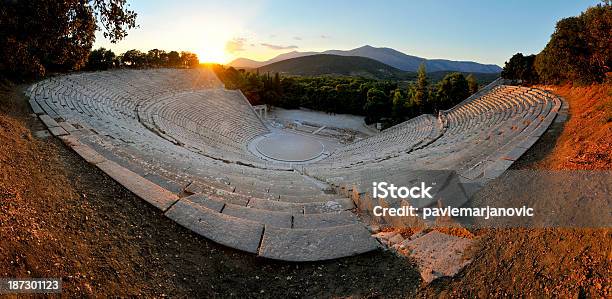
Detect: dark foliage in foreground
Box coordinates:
(0, 0, 137, 79)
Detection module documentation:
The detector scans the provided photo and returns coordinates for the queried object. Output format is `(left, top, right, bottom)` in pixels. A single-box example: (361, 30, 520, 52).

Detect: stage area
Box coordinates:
(253, 133, 326, 162)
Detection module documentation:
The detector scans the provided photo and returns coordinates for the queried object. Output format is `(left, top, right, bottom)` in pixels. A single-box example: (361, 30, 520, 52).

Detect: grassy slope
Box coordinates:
(532, 83, 611, 169)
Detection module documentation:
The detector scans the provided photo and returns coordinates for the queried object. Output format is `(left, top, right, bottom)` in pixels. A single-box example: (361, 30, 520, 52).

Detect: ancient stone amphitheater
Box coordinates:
(26, 68, 564, 262)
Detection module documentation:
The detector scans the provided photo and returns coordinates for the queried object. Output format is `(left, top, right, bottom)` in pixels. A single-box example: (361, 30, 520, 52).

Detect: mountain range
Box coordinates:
(256, 54, 409, 79)
(228, 45, 502, 73)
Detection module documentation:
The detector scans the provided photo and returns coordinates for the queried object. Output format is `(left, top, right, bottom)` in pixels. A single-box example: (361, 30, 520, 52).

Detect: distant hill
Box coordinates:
(324, 45, 501, 73)
(228, 58, 263, 69)
(230, 51, 317, 69)
(229, 45, 502, 73)
(256, 54, 413, 80)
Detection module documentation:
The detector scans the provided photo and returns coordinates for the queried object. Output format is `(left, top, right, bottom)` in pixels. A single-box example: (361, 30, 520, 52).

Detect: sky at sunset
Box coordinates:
(93, 0, 600, 65)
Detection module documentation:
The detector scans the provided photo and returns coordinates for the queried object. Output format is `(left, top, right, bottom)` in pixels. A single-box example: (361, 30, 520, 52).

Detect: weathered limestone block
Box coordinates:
(97, 160, 179, 211)
(29, 100, 44, 114)
(165, 199, 264, 253)
(222, 203, 292, 228)
(303, 199, 355, 214)
(49, 126, 69, 136)
(39, 114, 59, 128)
(258, 224, 379, 261)
(293, 211, 357, 228)
(403, 231, 474, 283)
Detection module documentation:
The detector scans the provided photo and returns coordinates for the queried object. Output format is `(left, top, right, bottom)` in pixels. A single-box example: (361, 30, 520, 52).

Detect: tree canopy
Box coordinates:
(435, 72, 470, 110)
(213, 65, 479, 128)
(0, 0, 138, 79)
(85, 48, 199, 70)
(364, 88, 390, 124)
(503, 2, 611, 84)
(501, 53, 539, 84)
(536, 3, 611, 84)
(467, 74, 479, 95)
(87, 48, 116, 70)
(414, 63, 429, 110)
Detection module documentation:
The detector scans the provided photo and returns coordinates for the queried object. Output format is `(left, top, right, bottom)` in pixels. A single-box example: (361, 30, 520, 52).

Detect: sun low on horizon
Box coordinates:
(192, 28, 240, 64)
(194, 44, 230, 64)
(90, 0, 601, 66)
(193, 38, 289, 65)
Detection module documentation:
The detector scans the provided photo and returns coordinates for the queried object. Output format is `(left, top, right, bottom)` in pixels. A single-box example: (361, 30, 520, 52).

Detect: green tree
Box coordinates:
(534, 2, 611, 84)
(180, 52, 199, 68)
(404, 83, 418, 118)
(502, 53, 538, 83)
(121, 49, 145, 67)
(146, 49, 166, 66)
(86, 47, 116, 70)
(391, 89, 405, 120)
(243, 72, 265, 104)
(436, 72, 469, 111)
(167, 51, 181, 67)
(363, 88, 388, 124)
(273, 72, 282, 93)
(414, 63, 429, 112)
(0, 0, 137, 79)
(466, 74, 479, 94)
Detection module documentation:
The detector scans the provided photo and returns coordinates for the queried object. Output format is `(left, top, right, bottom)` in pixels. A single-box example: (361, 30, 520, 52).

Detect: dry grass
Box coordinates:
(532, 83, 612, 169)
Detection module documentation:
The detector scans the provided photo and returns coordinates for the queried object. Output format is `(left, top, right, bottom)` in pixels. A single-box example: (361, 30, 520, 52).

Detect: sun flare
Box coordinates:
(192, 23, 239, 64)
(195, 47, 228, 64)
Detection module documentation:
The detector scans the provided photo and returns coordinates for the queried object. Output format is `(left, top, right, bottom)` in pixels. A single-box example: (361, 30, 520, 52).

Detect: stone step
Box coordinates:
(247, 197, 355, 214)
(293, 211, 358, 228)
(39, 114, 59, 128)
(222, 202, 293, 228)
(186, 178, 351, 208)
(258, 224, 379, 261)
(97, 159, 179, 211)
(29, 100, 44, 114)
(165, 198, 264, 254)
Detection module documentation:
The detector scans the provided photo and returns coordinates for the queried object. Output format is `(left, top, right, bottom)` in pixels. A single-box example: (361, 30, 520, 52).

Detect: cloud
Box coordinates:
(225, 38, 247, 54)
(260, 43, 298, 50)
(293, 36, 302, 40)
(320, 35, 331, 39)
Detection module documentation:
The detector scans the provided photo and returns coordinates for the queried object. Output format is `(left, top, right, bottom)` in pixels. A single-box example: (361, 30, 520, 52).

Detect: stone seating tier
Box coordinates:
(27, 70, 562, 262)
